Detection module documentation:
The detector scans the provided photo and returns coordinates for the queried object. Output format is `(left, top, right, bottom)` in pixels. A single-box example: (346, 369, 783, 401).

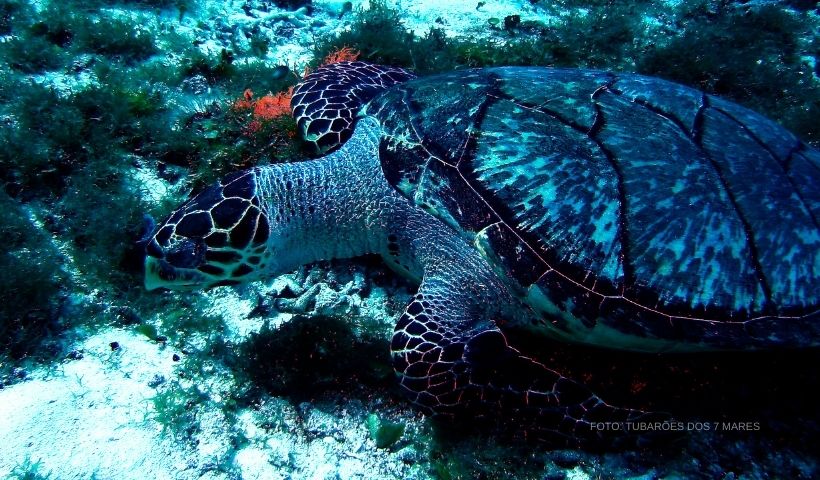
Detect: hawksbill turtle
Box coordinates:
(144, 61, 820, 442)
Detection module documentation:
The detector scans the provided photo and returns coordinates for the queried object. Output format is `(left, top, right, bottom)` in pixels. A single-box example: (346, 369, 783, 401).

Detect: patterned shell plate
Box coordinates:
(363, 67, 820, 349)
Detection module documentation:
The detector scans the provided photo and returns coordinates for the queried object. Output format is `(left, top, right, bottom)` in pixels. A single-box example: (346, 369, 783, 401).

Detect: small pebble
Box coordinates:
(148, 375, 166, 388)
(66, 350, 84, 360)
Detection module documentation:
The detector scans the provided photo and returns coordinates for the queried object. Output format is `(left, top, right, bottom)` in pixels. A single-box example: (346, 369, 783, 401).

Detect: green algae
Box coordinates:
(7, 456, 54, 480)
(151, 380, 209, 439)
(135, 323, 160, 341)
(238, 315, 392, 402)
(636, 1, 820, 145)
(366, 413, 406, 449)
(0, 192, 67, 368)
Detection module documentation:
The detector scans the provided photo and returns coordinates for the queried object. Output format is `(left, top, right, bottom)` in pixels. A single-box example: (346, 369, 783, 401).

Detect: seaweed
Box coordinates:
(426, 433, 545, 480)
(135, 323, 160, 341)
(0, 0, 74, 75)
(7, 456, 54, 480)
(238, 315, 392, 403)
(0, 83, 78, 197)
(151, 380, 209, 439)
(144, 96, 299, 189)
(636, 2, 819, 145)
(1, 2, 164, 71)
(784, 0, 818, 11)
(313, 0, 638, 73)
(247, 31, 270, 58)
(0, 0, 30, 36)
(145, 64, 302, 189)
(0, 55, 177, 200)
(1, 85, 126, 195)
(0, 192, 67, 373)
(0, 71, 167, 287)
(74, 16, 159, 63)
(29, 2, 80, 48)
(182, 48, 237, 85)
(313, 0, 415, 70)
(1, 34, 68, 73)
(550, 5, 640, 68)
(54, 163, 148, 289)
(54, 0, 193, 12)
(230, 60, 299, 95)
(366, 413, 406, 449)
(113, 0, 191, 9)
(272, 0, 312, 11)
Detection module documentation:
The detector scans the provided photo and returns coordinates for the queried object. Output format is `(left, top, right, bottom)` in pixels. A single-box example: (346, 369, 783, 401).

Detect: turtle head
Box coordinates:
(144, 170, 270, 291)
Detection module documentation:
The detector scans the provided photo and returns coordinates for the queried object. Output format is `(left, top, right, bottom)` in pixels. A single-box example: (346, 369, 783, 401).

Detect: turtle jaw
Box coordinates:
(144, 256, 207, 291)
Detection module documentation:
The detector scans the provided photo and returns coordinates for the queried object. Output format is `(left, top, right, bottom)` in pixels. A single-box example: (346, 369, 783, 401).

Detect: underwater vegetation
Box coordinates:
(317, 0, 819, 145)
(6, 456, 54, 480)
(366, 413, 406, 449)
(0, 191, 66, 366)
(0, 0, 818, 478)
(636, 1, 820, 145)
(238, 314, 392, 403)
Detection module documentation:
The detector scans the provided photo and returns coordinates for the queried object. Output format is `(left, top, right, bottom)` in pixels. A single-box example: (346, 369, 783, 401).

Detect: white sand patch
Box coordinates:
(233, 446, 283, 479)
(30, 66, 99, 98)
(128, 158, 189, 208)
(0, 329, 190, 479)
(566, 466, 592, 480)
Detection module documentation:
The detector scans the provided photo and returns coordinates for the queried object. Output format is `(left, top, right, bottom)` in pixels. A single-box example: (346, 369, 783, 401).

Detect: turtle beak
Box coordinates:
(144, 256, 165, 291)
(144, 256, 205, 291)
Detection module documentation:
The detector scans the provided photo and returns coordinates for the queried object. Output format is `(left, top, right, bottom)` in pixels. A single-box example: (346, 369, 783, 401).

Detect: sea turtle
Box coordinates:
(144, 61, 820, 442)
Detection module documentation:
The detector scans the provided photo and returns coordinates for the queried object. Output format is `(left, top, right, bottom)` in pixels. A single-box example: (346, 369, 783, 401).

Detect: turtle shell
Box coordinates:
(362, 67, 820, 350)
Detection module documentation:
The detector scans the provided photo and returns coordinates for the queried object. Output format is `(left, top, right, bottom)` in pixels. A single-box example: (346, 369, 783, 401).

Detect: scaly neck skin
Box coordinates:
(254, 118, 405, 276)
(254, 117, 520, 321)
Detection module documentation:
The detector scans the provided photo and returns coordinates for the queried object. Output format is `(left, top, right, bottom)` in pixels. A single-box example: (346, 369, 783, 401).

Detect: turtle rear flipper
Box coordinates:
(391, 277, 671, 445)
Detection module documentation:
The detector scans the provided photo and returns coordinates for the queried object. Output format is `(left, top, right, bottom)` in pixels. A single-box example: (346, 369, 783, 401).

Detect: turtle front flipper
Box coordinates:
(391, 277, 667, 444)
(291, 61, 415, 155)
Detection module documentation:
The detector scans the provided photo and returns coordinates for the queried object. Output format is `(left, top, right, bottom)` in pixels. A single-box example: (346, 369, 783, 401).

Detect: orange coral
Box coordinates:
(232, 87, 294, 134)
(233, 88, 256, 111)
(232, 88, 293, 119)
(300, 47, 361, 78)
(252, 87, 293, 120)
(321, 46, 360, 66)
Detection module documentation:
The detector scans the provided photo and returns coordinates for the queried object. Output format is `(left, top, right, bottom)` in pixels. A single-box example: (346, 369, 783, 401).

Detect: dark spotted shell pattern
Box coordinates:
(291, 61, 415, 154)
(362, 67, 819, 349)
